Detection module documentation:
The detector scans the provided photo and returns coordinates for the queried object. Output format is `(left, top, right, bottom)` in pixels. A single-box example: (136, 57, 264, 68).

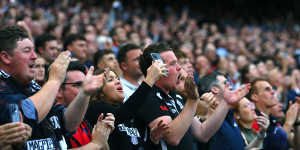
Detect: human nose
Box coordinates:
(31, 51, 37, 59)
(176, 64, 181, 71)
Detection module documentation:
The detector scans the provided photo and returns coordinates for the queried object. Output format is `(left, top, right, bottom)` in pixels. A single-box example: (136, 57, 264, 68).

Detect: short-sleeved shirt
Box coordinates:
(209, 110, 245, 150)
(136, 86, 197, 150)
(0, 70, 68, 150)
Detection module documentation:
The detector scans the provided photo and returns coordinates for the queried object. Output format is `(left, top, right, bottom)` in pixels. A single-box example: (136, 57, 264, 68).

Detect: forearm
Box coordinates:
(192, 100, 230, 142)
(283, 123, 293, 138)
(70, 142, 109, 150)
(29, 80, 61, 122)
(164, 100, 198, 145)
(64, 90, 90, 132)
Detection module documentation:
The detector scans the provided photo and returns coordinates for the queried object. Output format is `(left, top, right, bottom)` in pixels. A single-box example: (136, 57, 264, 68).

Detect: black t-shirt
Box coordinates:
(85, 81, 154, 150)
(86, 101, 145, 150)
(136, 86, 197, 150)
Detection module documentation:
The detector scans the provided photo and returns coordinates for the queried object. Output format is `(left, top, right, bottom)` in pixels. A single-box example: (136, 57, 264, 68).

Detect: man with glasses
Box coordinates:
(55, 60, 115, 149)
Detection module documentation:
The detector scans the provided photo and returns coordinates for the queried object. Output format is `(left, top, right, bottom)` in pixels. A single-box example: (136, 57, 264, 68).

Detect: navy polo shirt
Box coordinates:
(210, 110, 245, 150)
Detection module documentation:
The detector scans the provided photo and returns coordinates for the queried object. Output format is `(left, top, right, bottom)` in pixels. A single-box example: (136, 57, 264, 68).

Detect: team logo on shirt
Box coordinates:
(160, 106, 168, 111)
(118, 124, 141, 145)
(49, 116, 61, 129)
(26, 138, 54, 150)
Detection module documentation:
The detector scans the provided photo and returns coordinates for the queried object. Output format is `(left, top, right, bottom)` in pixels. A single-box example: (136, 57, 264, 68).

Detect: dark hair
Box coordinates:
(117, 43, 140, 64)
(35, 33, 57, 54)
(247, 78, 269, 100)
(62, 23, 75, 38)
(174, 49, 187, 59)
(197, 71, 225, 96)
(67, 60, 87, 74)
(63, 34, 86, 51)
(60, 60, 87, 89)
(0, 26, 28, 55)
(93, 49, 114, 69)
(139, 43, 173, 76)
(240, 64, 251, 83)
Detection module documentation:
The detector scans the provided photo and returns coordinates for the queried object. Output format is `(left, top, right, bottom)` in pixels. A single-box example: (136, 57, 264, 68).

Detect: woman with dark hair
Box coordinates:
(85, 61, 168, 150)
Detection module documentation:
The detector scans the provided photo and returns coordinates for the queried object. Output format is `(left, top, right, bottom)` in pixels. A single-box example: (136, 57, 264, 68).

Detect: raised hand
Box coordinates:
(150, 120, 169, 144)
(0, 122, 32, 147)
(285, 101, 299, 126)
(256, 116, 270, 132)
(144, 61, 168, 86)
(223, 83, 251, 105)
(91, 113, 115, 148)
(81, 66, 106, 96)
(200, 92, 219, 109)
(48, 51, 71, 84)
(183, 75, 199, 101)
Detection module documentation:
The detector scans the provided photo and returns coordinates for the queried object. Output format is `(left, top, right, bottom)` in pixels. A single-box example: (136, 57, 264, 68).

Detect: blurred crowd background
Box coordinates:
(1, 0, 300, 111)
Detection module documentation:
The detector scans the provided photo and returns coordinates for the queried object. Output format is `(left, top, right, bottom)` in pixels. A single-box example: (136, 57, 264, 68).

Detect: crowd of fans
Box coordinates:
(1, 0, 300, 150)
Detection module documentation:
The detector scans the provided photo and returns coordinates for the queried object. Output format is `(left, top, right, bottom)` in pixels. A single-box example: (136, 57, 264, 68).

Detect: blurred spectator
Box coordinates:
(117, 43, 143, 101)
(35, 33, 60, 65)
(94, 49, 121, 76)
(33, 56, 46, 85)
(63, 34, 89, 66)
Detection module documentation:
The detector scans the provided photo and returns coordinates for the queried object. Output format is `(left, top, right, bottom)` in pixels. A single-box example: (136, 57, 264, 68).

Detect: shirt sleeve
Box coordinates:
(136, 92, 170, 126)
(114, 81, 154, 124)
(21, 99, 38, 121)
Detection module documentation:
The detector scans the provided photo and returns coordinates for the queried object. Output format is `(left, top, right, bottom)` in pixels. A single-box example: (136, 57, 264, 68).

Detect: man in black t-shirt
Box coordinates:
(138, 43, 251, 150)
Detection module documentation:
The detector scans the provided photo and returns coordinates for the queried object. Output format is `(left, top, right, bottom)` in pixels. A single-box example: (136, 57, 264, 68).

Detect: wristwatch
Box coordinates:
(257, 132, 267, 139)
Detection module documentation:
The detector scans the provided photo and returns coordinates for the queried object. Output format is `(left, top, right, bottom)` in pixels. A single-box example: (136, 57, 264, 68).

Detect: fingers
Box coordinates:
(101, 113, 115, 132)
(1, 123, 24, 136)
(153, 60, 168, 77)
(256, 116, 270, 130)
(86, 66, 95, 80)
(1, 123, 32, 144)
(0, 122, 20, 131)
(98, 113, 104, 122)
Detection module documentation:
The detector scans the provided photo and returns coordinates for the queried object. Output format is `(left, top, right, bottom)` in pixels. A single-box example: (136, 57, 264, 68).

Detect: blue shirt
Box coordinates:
(210, 110, 245, 150)
(0, 70, 68, 150)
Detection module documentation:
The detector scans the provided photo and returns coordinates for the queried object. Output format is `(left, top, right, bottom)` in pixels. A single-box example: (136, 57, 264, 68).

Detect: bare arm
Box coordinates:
(29, 51, 71, 122)
(149, 76, 199, 146)
(191, 100, 230, 142)
(149, 100, 198, 146)
(64, 67, 105, 132)
(192, 84, 251, 142)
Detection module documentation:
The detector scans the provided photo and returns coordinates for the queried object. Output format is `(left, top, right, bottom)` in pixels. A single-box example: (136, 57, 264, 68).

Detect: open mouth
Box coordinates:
(116, 86, 123, 92)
